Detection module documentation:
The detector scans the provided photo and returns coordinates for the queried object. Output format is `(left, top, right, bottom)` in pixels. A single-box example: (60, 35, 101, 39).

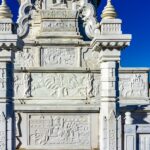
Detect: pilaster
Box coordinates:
(0, 1, 22, 149)
(90, 2, 132, 148)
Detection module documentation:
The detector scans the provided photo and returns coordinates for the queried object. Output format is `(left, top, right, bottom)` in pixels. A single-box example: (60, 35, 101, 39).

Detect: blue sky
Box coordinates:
(1, 0, 150, 68)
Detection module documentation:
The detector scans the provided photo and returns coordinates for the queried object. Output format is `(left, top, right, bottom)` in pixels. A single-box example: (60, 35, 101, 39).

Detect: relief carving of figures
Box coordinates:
(0, 112, 5, 124)
(87, 73, 94, 99)
(93, 74, 100, 99)
(24, 73, 32, 97)
(103, 116, 107, 150)
(15, 48, 35, 67)
(0, 68, 6, 89)
(14, 73, 32, 98)
(41, 48, 76, 67)
(0, 111, 6, 150)
(119, 74, 147, 98)
(14, 74, 23, 96)
(29, 114, 90, 146)
(52, 0, 66, 7)
(15, 113, 22, 149)
(108, 110, 117, 150)
(83, 48, 100, 69)
(32, 73, 87, 98)
(0, 131, 5, 149)
(35, 0, 43, 11)
(44, 0, 67, 9)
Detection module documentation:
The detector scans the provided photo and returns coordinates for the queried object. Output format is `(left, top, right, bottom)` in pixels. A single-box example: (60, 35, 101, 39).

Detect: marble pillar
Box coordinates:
(90, 18, 131, 150)
(0, 17, 22, 150)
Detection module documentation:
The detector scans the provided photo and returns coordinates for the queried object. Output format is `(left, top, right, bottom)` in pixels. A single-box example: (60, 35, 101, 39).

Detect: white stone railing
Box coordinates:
(124, 111, 150, 150)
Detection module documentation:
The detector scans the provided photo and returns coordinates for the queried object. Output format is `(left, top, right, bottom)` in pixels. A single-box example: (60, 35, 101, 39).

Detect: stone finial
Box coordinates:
(125, 112, 133, 125)
(0, 0, 12, 19)
(101, 0, 117, 19)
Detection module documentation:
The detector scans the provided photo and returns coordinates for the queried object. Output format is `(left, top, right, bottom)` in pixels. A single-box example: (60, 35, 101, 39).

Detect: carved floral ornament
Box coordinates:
(17, 0, 33, 38)
(17, 0, 100, 39)
(74, 0, 100, 39)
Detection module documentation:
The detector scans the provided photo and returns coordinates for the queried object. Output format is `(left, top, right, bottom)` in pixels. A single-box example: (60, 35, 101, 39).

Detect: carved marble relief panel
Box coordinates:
(41, 47, 80, 67)
(83, 48, 100, 69)
(14, 73, 32, 98)
(28, 113, 90, 147)
(14, 72, 100, 100)
(15, 48, 37, 68)
(92, 73, 101, 101)
(31, 73, 87, 98)
(43, 0, 67, 9)
(15, 113, 100, 150)
(31, 73, 100, 99)
(0, 67, 6, 90)
(119, 73, 148, 98)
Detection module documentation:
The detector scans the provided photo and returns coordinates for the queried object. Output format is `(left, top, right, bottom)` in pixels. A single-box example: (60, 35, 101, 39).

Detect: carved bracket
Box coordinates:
(73, 0, 100, 39)
(17, 0, 34, 38)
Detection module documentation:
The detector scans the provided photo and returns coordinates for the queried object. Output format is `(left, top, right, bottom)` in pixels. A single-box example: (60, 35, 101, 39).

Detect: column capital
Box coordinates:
(91, 11, 132, 62)
(90, 34, 131, 63)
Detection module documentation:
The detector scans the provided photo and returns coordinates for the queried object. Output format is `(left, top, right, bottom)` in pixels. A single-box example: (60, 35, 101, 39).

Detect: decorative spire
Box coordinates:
(0, 0, 12, 19)
(101, 0, 117, 19)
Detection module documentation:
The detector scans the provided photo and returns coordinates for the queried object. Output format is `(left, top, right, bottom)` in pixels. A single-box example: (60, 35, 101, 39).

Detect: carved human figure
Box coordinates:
(0, 68, 5, 89)
(87, 73, 94, 98)
(35, 0, 43, 10)
(53, 0, 65, 6)
(14, 75, 23, 96)
(16, 48, 35, 67)
(15, 113, 20, 137)
(24, 73, 31, 97)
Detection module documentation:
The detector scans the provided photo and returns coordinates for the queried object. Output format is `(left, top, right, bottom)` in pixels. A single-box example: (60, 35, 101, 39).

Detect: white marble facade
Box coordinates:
(0, 0, 149, 150)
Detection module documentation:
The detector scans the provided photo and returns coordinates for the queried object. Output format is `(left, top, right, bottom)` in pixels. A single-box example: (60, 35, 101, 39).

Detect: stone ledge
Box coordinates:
(14, 105, 100, 113)
(14, 67, 100, 73)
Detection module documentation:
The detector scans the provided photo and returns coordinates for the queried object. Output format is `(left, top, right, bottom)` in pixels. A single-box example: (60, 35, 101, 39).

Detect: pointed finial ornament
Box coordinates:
(101, 0, 117, 19)
(0, 0, 12, 19)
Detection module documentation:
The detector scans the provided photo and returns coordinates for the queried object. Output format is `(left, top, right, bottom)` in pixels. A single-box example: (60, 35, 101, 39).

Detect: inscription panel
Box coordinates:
(28, 113, 91, 148)
(41, 20, 76, 32)
(41, 10, 76, 19)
